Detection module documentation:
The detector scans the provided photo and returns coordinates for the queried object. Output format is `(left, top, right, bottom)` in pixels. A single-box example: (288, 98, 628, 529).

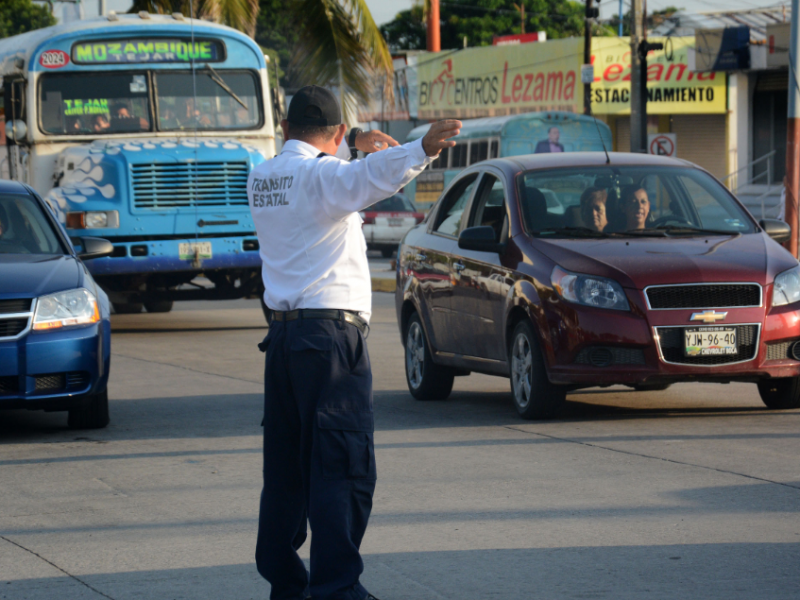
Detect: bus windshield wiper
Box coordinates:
(203, 64, 249, 110)
(535, 226, 611, 238)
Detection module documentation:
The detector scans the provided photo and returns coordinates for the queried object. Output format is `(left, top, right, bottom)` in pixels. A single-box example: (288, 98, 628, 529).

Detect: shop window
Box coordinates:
(752, 72, 788, 185)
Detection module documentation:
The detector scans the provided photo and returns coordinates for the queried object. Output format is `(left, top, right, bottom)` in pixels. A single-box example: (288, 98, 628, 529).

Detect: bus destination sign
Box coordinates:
(71, 39, 224, 64)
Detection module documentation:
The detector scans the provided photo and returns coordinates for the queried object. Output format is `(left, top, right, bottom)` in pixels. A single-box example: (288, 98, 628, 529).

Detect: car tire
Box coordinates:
(68, 389, 110, 429)
(509, 320, 566, 420)
(381, 248, 394, 258)
(405, 313, 454, 400)
(757, 377, 800, 410)
(113, 302, 143, 314)
(144, 300, 173, 313)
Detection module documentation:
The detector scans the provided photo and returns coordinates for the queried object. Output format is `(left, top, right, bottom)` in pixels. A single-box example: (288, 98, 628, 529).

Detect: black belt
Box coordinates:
(271, 308, 369, 337)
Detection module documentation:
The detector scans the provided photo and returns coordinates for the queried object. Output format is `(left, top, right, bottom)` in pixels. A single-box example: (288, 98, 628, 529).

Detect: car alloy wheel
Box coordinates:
(508, 319, 565, 420)
(406, 321, 425, 390)
(404, 312, 454, 400)
(511, 333, 533, 409)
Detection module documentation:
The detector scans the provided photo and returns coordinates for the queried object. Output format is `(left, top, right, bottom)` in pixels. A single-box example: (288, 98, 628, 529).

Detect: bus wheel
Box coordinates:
(113, 302, 143, 314)
(144, 301, 174, 313)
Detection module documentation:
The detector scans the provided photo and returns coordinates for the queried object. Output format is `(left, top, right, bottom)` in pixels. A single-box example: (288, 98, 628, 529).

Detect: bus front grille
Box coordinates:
(131, 161, 250, 209)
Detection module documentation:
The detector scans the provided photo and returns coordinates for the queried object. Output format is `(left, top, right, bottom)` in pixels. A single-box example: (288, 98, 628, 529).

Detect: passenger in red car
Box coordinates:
(580, 187, 609, 232)
(622, 186, 651, 230)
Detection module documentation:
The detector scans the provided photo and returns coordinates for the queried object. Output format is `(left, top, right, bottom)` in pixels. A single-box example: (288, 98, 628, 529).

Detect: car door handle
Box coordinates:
(415, 253, 427, 262)
(454, 261, 466, 272)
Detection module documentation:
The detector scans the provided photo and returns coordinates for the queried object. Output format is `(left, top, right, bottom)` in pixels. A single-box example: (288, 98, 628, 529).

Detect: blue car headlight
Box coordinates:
(772, 265, 800, 307)
(33, 288, 100, 331)
(551, 266, 630, 311)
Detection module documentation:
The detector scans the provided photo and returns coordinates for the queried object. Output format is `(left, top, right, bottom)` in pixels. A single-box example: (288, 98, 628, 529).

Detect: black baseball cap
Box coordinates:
(286, 85, 342, 126)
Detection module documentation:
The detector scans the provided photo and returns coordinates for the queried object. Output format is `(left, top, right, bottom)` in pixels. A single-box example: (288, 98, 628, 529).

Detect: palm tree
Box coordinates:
(130, 0, 393, 124)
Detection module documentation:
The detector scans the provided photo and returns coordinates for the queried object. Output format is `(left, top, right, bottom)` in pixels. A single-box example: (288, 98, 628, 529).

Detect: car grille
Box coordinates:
(0, 299, 32, 314)
(131, 161, 249, 209)
(0, 376, 18, 395)
(655, 325, 759, 365)
(0, 318, 28, 338)
(574, 346, 646, 367)
(646, 284, 761, 309)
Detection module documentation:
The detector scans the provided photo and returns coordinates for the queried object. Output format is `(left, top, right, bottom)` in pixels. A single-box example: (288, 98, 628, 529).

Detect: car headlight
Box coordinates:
(772, 265, 800, 306)
(551, 266, 630, 311)
(66, 211, 119, 229)
(33, 288, 100, 331)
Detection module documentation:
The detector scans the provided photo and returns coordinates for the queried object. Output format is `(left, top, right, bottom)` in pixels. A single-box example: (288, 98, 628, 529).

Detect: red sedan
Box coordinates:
(395, 152, 799, 419)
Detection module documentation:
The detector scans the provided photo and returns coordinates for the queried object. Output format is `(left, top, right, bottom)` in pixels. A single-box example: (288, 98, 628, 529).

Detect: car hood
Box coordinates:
(531, 233, 797, 288)
(0, 255, 82, 298)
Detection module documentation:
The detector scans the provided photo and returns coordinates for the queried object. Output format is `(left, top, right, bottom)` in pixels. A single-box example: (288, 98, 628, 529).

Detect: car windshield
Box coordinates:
(0, 194, 64, 254)
(367, 195, 416, 212)
(40, 73, 152, 135)
(518, 166, 757, 238)
(154, 71, 261, 131)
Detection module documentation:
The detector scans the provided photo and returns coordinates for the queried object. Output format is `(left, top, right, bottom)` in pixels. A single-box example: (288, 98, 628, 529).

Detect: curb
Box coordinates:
(371, 277, 395, 293)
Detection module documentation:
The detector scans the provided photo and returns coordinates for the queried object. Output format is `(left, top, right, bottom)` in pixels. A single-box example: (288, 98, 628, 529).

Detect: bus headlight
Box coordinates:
(67, 211, 119, 229)
(33, 288, 101, 331)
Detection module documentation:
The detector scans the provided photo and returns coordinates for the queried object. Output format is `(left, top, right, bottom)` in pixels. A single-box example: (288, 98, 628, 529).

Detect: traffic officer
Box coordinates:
(248, 85, 460, 600)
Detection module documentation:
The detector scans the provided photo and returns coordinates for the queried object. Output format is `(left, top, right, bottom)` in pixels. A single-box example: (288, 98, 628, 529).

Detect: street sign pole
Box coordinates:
(584, 0, 597, 115)
(786, 0, 800, 257)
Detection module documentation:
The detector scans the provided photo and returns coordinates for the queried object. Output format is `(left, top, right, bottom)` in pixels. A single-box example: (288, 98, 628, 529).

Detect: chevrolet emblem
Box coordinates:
(690, 310, 728, 324)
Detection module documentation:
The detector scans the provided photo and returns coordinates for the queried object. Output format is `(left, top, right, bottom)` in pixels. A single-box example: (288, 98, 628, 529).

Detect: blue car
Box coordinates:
(0, 180, 112, 428)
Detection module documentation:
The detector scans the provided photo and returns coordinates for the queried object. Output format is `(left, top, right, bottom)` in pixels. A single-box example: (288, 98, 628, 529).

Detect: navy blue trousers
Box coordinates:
(255, 316, 376, 600)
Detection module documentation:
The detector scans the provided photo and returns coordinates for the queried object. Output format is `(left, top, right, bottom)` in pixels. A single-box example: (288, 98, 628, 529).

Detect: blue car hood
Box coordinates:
(0, 255, 82, 297)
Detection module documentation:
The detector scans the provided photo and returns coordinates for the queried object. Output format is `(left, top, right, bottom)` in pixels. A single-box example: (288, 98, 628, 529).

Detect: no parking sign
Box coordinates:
(648, 133, 677, 157)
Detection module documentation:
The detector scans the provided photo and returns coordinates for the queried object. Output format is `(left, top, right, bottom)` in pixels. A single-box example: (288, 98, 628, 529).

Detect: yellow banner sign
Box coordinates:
(590, 37, 726, 114)
(417, 38, 583, 119)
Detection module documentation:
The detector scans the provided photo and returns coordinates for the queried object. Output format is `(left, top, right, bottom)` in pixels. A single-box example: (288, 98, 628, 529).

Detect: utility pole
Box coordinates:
(786, 0, 800, 256)
(584, 0, 599, 115)
(629, 0, 646, 152)
(513, 3, 526, 35)
(427, 0, 441, 52)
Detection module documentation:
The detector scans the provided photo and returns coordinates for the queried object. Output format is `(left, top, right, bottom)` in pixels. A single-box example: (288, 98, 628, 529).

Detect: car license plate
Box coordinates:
(388, 217, 404, 227)
(179, 242, 212, 260)
(684, 327, 737, 357)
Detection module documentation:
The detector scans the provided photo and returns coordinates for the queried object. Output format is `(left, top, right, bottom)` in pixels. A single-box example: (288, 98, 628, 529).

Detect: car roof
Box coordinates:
(497, 151, 695, 171)
(0, 179, 32, 195)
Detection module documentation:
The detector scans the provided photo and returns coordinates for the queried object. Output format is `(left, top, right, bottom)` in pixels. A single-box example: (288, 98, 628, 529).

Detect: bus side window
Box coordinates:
(431, 146, 449, 170)
(490, 140, 499, 159)
(469, 140, 488, 165)
(451, 143, 468, 168)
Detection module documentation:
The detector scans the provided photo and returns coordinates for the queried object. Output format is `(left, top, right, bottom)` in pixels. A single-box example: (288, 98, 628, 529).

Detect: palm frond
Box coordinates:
(129, 0, 258, 36)
(291, 0, 394, 125)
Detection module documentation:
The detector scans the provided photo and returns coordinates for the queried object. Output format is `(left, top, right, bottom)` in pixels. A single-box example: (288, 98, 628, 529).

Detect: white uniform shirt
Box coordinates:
(248, 137, 433, 322)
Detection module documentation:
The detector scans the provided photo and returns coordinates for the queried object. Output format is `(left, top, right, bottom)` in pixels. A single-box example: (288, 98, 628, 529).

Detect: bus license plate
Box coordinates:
(179, 242, 212, 260)
(684, 327, 737, 357)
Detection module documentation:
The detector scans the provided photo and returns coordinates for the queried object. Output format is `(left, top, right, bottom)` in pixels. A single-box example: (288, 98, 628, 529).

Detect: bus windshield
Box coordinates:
(40, 73, 151, 135)
(154, 70, 260, 131)
(38, 70, 261, 135)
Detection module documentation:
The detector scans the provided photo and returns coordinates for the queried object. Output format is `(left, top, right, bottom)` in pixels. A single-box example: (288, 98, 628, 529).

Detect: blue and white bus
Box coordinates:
(0, 13, 276, 313)
(404, 111, 613, 210)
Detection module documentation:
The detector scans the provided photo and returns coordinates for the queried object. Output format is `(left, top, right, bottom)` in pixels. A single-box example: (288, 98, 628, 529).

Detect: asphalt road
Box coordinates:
(1, 290, 800, 599)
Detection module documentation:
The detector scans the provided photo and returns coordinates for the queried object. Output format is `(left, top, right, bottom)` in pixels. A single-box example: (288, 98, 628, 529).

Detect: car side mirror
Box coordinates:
(458, 226, 504, 253)
(77, 236, 114, 260)
(759, 219, 791, 244)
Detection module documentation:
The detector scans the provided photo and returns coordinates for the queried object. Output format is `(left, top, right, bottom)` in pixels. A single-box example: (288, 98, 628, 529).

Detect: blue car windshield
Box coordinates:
(0, 195, 64, 254)
(518, 166, 757, 237)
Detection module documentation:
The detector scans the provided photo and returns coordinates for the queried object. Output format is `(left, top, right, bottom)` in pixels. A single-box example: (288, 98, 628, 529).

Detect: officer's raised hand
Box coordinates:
(422, 120, 462, 156)
(354, 129, 399, 153)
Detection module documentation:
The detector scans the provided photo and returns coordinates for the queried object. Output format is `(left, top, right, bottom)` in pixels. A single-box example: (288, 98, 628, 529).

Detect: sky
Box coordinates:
(61, 0, 787, 27)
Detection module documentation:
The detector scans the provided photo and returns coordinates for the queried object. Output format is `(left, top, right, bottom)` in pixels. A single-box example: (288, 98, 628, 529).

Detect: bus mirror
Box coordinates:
(6, 119, 27, 142)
